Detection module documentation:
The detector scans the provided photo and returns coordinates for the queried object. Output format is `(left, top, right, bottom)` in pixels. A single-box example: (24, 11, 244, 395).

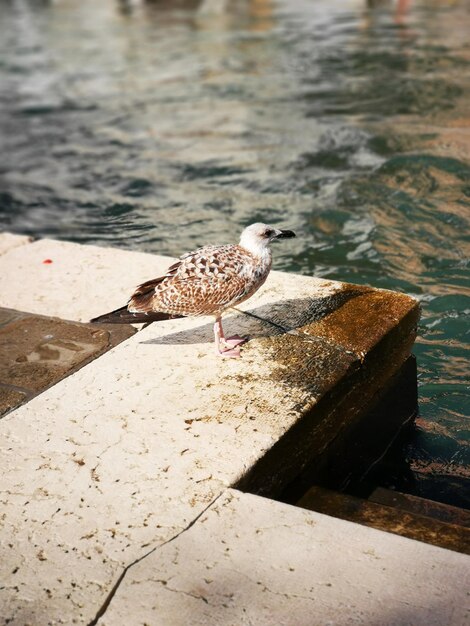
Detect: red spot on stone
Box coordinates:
(43, 259, 53, 264)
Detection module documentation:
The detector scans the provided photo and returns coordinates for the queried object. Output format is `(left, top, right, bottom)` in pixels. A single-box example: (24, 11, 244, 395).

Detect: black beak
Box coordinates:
(274, 229, 296, 239)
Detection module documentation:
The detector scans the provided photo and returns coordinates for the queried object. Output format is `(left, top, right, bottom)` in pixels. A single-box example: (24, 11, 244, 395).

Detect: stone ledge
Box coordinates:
(0, 233, 422, 624)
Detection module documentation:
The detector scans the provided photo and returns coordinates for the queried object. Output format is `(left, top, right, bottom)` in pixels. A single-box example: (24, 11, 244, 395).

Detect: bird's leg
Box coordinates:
(213, 317, 242, 358)
(218, 318, 248, 349)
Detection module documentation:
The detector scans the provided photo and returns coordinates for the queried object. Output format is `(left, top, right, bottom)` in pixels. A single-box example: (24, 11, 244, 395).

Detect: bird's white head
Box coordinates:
(239, 223, 296, 257)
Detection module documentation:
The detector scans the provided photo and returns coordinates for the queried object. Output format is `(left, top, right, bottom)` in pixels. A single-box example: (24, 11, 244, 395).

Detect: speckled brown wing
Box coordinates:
(127, 244, 270, 317)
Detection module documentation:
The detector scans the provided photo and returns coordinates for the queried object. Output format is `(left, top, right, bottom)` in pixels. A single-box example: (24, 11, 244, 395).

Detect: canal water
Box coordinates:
(1, 0, 469, 507)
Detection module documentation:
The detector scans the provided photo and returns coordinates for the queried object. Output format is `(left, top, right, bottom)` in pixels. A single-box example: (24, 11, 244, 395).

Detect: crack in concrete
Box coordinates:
(157, 582, 211, 605)
(87, 492, 223, 626)
(224, 568, 317, 605)
(148, 573, 236, 609)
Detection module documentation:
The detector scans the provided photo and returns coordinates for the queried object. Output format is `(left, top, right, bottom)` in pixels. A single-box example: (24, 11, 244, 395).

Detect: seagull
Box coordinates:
(91, 223, 296, 358)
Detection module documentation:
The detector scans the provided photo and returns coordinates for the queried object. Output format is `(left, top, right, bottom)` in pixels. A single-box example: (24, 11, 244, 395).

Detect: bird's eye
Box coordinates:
(264, 229, 274, 238)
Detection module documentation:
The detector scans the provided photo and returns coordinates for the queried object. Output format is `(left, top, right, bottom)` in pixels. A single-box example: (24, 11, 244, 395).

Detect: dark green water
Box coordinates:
(1, 0, 469, 506)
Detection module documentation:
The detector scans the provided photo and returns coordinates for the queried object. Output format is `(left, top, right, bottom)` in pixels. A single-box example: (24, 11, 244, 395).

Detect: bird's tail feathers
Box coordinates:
(90, 305, 182, 325)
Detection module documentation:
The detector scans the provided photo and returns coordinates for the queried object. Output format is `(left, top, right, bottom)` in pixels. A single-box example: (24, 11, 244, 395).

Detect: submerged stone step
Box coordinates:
(298, 485, 470, 555)
(369, 486, 470, 529)
(0, 233, 427, 624)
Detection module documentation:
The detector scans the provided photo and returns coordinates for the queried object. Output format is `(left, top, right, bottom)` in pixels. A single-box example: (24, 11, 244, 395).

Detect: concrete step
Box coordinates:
(92, 489, 470, 626)
(369, 486, 470, 528)
(298, 485, 470, 555)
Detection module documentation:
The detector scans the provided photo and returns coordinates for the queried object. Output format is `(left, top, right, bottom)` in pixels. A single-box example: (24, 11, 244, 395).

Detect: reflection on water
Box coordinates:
(0, 0, 469, 506)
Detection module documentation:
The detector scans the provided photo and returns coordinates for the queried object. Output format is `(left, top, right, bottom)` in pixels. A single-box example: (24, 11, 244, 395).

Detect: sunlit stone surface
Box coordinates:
(1, 234, 453, 626)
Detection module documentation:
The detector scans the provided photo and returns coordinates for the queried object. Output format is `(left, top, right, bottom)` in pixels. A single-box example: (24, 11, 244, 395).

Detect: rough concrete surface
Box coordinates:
(0, 233, 438, 626)
(97, 490, 470, 626)
(0, 232, 32, 256)
(0, 237, 181, 322)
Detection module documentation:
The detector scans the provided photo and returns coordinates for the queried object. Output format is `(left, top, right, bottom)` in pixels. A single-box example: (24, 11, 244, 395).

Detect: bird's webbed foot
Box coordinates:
(217, 345, 242, 358)
(223, 335, 248, 348)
